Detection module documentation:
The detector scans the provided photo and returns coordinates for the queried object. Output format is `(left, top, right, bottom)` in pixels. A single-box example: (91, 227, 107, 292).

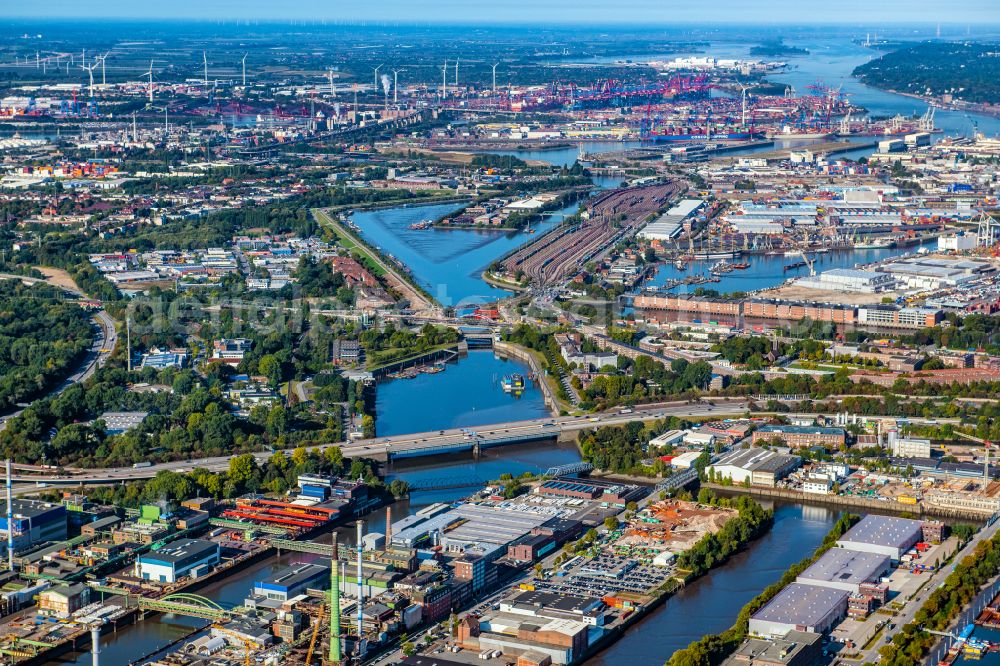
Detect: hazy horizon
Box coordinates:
(1, 0, 998, 25)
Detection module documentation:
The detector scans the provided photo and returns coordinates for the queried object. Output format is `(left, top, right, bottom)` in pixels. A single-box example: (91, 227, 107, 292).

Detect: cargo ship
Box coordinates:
(501, 373, 526, 393)
(649, 130, 757, 142)
(409, 220, 433, 230)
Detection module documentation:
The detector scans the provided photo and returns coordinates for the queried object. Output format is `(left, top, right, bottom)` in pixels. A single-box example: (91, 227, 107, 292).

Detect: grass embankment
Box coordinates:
(665, 512, 860, 666)
(365, 342, 458, 373)
(313, 209, 436, 306)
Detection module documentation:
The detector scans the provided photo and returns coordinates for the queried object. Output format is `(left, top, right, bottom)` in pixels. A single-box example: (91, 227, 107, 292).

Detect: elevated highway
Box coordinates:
(11, 401, 959, 491)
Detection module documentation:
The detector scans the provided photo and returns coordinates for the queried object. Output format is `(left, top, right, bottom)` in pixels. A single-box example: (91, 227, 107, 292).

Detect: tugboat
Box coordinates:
(501, 373, 526, 393)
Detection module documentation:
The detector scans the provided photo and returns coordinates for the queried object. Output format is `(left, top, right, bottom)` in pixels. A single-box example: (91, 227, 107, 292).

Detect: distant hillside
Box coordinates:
(853, 41, 1000, 104)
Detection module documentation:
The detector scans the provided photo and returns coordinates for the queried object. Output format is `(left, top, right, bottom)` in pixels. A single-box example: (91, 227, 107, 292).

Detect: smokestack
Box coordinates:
(385, 507, 392, 549)
(330, 538, 341, 664)
(6, 459, 12, 571)
(90, 625, 101, 666)
(357, 520, 365, 655)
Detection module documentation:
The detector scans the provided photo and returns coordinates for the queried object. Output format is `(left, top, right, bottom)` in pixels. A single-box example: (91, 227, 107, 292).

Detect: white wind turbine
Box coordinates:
(142, 60, 155, 103)
(392, 69, 405, 104)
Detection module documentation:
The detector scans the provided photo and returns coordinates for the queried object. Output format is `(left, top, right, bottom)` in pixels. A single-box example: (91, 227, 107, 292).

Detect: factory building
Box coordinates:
(499, 590, 606, 627)
(795, 549, 890, 594)
(0, 499, 67, 555)
(707, 448, 801, 487)
(250, 561, 329, 604)
(748, 583, 849, 638)
(835, 515, 923, 560)
(136, 538, 220, 583)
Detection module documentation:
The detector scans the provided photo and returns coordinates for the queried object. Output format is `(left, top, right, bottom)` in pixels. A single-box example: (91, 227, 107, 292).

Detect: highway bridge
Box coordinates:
(9, 401, 961, 491)
(12, 400, 751, 487)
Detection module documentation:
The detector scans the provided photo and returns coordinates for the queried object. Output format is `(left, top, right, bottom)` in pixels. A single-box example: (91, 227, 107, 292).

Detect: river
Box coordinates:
(585, 501, 840, 666)
(374, 349, 551, 437)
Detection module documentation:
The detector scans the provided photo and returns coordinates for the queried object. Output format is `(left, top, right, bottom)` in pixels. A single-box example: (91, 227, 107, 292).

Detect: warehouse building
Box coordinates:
(877, 257, 994, 290)
(836, 515, 923, 560)
(748, 583, 849, 638)
(795, 548, 890, 594)
(724, 630, 823, 666)
(707, 448, 801, 487)
(795, 269, 896, 294)
(136, 538, 220, 583)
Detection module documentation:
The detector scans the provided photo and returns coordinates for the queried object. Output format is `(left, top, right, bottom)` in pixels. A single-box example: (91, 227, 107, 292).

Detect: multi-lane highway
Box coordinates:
(9, 400, 960, 492)
(11, 399, 751, 487)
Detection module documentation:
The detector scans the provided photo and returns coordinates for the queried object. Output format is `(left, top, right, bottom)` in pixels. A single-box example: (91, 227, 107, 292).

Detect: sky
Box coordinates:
(2, 0, 999, 24)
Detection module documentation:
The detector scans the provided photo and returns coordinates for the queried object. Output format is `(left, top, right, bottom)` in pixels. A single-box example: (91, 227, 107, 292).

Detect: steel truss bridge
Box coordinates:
(138, 593, 249, 621)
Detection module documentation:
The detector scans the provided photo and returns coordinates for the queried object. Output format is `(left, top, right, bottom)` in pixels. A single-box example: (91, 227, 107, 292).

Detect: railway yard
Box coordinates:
(500, 182, 682, 285)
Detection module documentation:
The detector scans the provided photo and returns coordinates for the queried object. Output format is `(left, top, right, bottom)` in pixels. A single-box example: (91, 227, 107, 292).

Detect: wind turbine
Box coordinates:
(142, 60, 155, 103)
(82, 62, 96, 97)
(441, 60, 448, 98)
(99, 53, 108, 86)
(737, 82, 751, 128)
(241, 53, 248, 87)
(373, 64, 383, 93)
(392, 69, 404, 104)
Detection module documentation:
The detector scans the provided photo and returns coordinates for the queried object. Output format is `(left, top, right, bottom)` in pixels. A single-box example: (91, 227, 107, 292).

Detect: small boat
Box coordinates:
(711, 260, 734, 274)
(502, 373, 526, 392)
(674, 258, 688, 270)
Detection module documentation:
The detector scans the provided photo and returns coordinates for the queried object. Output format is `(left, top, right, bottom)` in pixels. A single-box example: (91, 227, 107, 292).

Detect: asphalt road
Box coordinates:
(856, 515, 1000, 664)
(11, 401, 957, 489)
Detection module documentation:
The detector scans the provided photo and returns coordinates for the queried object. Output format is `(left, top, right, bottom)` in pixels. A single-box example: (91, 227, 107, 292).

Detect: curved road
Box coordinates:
(0, 274, 117, 429)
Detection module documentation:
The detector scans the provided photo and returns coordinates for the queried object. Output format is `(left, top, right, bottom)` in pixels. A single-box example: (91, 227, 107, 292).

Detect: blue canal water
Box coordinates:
(374, 349, 551, 437)
(350, 201, 579, 306)
(586, 502, 840, 666)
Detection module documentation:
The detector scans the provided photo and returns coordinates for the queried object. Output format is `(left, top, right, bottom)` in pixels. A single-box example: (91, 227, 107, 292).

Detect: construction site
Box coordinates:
(614, 500, 739, 555)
